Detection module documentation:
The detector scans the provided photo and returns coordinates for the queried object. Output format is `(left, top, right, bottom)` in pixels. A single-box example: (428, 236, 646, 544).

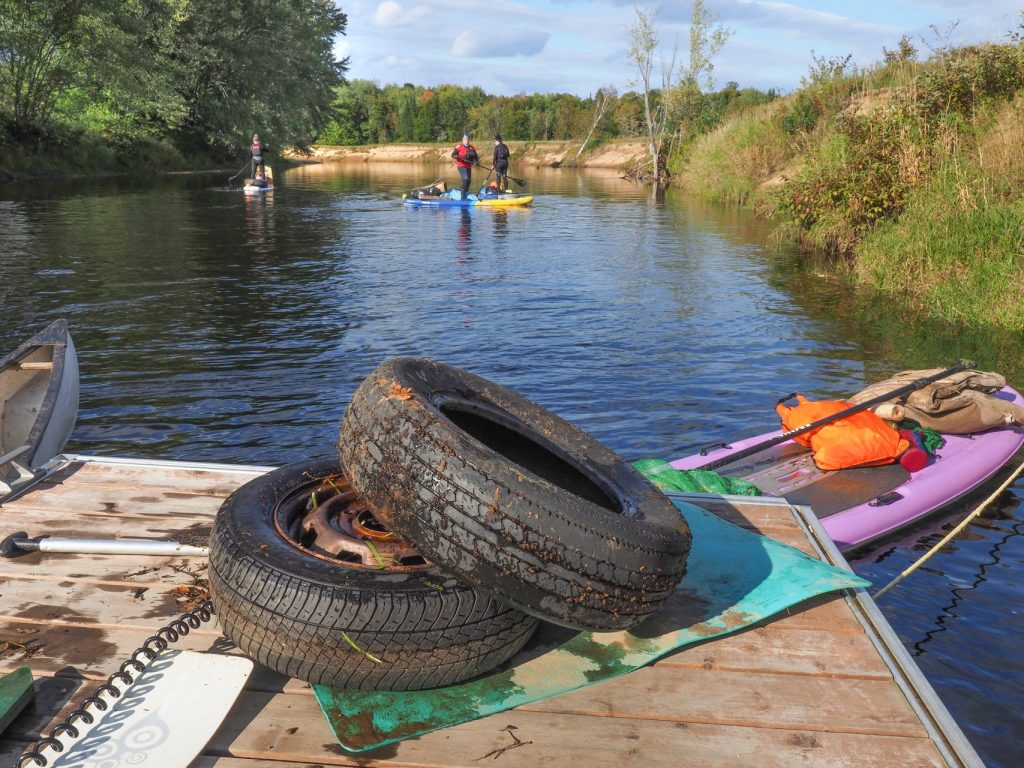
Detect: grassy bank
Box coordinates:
(677, 42, 1024, 331)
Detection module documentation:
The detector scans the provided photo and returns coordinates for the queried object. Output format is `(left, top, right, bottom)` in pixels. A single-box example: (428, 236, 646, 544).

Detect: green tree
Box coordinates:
(0, 0, 94, 135)
(413, 91, 439, 141)
(320, 80, 383, 144)
(171, 0, 347, 154)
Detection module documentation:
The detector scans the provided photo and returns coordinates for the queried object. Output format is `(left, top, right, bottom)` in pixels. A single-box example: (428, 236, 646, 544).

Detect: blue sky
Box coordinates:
(332, 1, 1024, 96)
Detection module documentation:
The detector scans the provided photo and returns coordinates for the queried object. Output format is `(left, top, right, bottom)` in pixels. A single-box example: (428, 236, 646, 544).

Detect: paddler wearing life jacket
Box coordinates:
(250, 133, 268, 181)
(492, 133, 511, 192)
(451, 133, 478, 199)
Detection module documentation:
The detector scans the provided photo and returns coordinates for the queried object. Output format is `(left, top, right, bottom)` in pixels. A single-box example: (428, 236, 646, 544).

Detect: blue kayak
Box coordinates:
(402, 193, 532, 208)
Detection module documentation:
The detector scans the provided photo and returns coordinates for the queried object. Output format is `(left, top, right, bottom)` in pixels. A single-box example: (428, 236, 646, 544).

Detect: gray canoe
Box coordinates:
(0, 319, 79, 495)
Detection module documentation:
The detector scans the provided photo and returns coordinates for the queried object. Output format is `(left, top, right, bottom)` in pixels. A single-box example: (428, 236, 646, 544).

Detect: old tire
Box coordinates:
(208, 456, 538, 691)
(338, 358, 691, 630)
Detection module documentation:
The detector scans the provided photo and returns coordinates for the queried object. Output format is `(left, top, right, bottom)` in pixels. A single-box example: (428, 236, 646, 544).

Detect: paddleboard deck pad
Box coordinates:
(671, 387, 1024, 551)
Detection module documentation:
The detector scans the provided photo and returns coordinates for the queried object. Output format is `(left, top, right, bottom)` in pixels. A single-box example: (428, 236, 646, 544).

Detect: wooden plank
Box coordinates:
(0, 611, 889, 689)
(4, 482, 223, 519)
(0, 505, 214, 545)
(0, 692, 947, 768)
(1, 625, 921, 739)
(42, 460, 265, 492)
(0, 577, 212, 635)
(660, 623, 891, 678)
(518, 666, 927, 736)
(0, 757, 315, 768)
(0, 556, 206, 586)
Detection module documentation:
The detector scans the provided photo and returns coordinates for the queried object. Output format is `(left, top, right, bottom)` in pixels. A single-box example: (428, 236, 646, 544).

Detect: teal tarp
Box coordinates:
(314, 499, 868, 752)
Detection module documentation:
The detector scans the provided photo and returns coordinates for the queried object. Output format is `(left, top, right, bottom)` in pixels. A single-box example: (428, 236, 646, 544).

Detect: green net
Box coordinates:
(632, 458, 762, 496)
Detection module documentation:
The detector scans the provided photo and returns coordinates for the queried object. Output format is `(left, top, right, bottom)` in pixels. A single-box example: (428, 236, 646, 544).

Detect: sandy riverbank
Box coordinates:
(283, 139, 650, 170)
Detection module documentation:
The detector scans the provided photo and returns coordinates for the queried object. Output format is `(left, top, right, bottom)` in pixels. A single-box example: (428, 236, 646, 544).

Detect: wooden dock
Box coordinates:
(0, 455, 984, 767)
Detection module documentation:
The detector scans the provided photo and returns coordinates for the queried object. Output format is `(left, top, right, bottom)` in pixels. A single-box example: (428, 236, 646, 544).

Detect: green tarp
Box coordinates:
(314, 499, 868, 752)
(633, 457, 763, 495)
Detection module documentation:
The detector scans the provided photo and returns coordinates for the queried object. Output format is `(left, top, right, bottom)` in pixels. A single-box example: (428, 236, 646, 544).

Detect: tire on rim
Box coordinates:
(208, 456, 538, 691)
(338, 358, 691, 631)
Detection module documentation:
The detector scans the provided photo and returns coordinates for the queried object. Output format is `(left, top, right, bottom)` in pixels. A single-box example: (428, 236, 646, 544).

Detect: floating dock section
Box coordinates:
(0, 454, 984, 767)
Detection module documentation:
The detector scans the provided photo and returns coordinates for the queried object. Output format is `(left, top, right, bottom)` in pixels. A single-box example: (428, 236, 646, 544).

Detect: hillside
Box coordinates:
(675, 43, 1024, 330)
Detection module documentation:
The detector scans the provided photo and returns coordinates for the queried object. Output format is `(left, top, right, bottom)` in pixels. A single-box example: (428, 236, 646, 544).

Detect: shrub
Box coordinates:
(780, 94, 820, 136)
(776, 103, 931, 253)
(917, 44, 1024, 117)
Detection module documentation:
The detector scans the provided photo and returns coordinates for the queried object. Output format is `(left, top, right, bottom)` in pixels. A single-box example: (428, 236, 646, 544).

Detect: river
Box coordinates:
(1, 161, 1021, 765)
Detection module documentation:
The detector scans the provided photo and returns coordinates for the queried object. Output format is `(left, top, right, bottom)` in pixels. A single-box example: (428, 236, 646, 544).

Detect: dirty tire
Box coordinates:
(338, 358, 692, 630)
(208, 456, 538, 691)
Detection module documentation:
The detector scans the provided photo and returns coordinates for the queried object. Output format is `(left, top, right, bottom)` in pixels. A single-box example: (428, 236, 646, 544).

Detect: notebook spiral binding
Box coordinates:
(14, 599, 215, 768)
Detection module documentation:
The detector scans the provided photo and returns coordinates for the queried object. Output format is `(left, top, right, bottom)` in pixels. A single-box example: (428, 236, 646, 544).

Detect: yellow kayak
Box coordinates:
(475, 195, 533, 207)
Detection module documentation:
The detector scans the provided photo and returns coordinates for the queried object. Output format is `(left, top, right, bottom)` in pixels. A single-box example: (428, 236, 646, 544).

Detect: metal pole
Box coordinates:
(2, 533, 208, 557)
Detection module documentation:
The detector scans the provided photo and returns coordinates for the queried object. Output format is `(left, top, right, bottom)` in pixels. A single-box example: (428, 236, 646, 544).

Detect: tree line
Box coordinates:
(316, 79, 776, 148)
(0, 0, 347, 161)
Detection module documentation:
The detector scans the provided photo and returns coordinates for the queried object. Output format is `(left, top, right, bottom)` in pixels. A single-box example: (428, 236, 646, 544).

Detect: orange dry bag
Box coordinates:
(776, 395, 911, 471)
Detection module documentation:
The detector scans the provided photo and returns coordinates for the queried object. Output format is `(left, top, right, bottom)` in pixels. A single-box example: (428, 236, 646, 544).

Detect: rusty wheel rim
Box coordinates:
(273, 475, 432, 571)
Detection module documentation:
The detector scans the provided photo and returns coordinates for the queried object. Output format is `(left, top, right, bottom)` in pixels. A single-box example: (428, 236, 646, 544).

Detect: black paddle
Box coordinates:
(228, 162, 249, 185)
(474, 162, 526, 188)
(695, 360, 976, 472)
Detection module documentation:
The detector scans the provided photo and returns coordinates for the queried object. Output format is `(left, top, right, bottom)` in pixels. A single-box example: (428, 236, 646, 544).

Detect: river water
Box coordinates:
(1, 161, 1021, 764)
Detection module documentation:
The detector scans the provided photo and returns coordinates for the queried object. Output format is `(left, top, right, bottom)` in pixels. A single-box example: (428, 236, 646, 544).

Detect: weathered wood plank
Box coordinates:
(42, 459, 266, 492)
(5, 482, 224, 519)
(0, 639, 921, 739)
(0, 692, 946, 768)
(662, 623, 890, 678)
(0, 506, 213, 550)
(0, 556, 205, 586)
(0, 612, 889, 689)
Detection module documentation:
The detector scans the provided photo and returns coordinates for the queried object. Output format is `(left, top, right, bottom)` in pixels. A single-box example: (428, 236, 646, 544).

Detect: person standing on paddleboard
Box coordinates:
(492, 133, 510, 192)
(250, 134, 269, 180)
(451, 133, 478, 199)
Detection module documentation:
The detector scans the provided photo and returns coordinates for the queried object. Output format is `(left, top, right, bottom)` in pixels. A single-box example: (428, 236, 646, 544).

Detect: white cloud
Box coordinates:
(374, 1, 402, 25)
(451, 29, 551, 57)
(336, 0, 1024, 97)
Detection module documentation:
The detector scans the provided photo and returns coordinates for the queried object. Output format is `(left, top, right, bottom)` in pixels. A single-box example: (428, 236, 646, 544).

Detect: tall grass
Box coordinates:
(677, 100, 792, 205)
(855, 97, 1024, 327)
(675, 41, 1024, 329)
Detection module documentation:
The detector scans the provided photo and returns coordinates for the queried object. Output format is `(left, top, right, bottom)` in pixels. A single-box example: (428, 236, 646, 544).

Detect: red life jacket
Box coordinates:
(452, 143, 476, 168)
(251, 142, 264, 158)
(776, 395, 911, 471)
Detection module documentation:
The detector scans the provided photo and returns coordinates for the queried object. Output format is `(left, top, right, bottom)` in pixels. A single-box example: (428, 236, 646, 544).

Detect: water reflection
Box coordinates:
(456, 207, 472, 257)
(243, 190, 275, 256)
(492, 209, 508, 239)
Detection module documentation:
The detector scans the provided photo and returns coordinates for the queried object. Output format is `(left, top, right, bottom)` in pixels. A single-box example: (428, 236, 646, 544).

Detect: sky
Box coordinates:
(331, 1, 1024, 97)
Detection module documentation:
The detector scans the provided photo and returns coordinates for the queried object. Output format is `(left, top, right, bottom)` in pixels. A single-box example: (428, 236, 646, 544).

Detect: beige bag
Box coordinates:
(849, 368, 1024, 434)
